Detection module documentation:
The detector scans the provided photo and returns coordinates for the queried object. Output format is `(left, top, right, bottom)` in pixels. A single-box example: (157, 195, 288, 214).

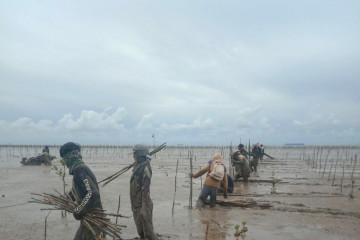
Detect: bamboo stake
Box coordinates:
(44, 211, 51, 240)
(322, 149, 331, 178)
(351, 154, 357, 178)
(327, 158, 333, 181)
(99, 143, 166, 187)
(115, 195, 121, 226)
(189, 151, 193, 209)
(318, 147, 323, 174)
(200, 166, 202, 190)
(332, 150, 340, 186)
(172, 159, 179, 215)
(340, 160, 345, 193)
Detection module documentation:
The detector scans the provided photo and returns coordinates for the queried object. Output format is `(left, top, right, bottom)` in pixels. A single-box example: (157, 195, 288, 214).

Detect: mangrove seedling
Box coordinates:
(271, 171, 277, 194)
(234, 224, 241, 236)
(240, 221, 248, 234)
(51, 158, 67, 217)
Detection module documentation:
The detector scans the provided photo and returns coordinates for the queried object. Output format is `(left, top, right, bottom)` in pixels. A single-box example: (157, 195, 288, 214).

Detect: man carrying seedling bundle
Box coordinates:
(60, 142, 104, 240)
(190, 153, 228, 208)
(130, 144, 158, 240)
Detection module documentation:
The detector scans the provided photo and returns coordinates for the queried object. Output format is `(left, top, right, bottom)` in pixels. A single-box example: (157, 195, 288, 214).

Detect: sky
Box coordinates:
(0, 0, 359, 146)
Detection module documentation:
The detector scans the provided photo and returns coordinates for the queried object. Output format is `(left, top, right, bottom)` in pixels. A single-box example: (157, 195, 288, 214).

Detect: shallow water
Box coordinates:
(0, 145, 359, 239)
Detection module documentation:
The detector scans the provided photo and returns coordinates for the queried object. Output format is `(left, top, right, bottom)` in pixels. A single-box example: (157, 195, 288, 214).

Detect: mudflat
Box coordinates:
(0, 145, 359, 240)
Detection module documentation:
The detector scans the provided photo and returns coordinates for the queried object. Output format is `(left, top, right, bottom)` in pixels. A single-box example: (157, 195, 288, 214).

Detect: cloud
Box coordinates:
(56, 107, 127, 131)
(159, 118, 215, 131)
(293, 113, 340, 131)
(135, 113, 155, 131)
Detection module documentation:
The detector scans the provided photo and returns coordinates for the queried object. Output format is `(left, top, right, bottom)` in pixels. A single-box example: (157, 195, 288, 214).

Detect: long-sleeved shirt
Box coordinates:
(71, 163, 102, 216)
(193, 160, 228, 191)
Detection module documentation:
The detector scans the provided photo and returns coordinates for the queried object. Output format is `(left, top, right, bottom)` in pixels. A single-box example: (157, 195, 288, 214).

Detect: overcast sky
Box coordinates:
(0, 0, 359, 146)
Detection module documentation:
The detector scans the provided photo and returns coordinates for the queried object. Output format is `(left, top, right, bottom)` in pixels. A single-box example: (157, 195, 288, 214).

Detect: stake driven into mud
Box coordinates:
(98, 143, 166, 187)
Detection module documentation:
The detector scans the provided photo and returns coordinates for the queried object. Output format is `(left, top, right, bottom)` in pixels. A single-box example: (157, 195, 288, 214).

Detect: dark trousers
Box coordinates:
(199, 185, 218, 207)
(132, 199, 158, 240)
(250, 157, 259, 172)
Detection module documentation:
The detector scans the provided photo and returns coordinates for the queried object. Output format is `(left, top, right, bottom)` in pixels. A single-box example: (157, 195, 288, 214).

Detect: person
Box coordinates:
(220, 173, 234, 194)
(190, 153, 228, 208)
(231, 144, 250, 182)
(236, 144, 250, 158)
(42, 145, 49, 154)
(232, 152, 250, 182)
(250, 142, 262, 172)
(130, 144, 158, 240)
(60, 142, 104, 240)
(260, 144, 265, 161)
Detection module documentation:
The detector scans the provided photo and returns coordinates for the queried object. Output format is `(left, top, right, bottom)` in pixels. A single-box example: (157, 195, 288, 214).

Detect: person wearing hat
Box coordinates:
(231, 144, 251, 182)
(236, 144, 250, 158)
(60, 142, 104, 240)
(130, 144, 158, 240)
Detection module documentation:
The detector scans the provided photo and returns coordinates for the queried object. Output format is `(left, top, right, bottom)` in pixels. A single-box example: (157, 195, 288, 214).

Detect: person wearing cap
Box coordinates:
(236, 144, 250, 158)
(130, 144, 158, 240)
(232, 144, 251, 182)
(60, 142, 104, 240)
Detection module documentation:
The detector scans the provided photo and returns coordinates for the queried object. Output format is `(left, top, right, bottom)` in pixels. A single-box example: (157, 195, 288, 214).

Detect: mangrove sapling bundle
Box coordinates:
(29, 192, 126, 240)
(99, 143, 166, 187)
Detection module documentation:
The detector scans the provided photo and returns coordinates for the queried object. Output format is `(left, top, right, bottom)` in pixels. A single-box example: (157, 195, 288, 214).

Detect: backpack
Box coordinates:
(209, 161, 225, 181)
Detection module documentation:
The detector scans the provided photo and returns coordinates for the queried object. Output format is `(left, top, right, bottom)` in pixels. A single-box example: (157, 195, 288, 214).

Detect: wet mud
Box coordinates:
(0, 145, 359, 239)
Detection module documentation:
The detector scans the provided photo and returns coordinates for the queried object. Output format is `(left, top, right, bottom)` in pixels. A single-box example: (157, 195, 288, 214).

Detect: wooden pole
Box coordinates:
(340, 160, 345, 193)
(322, 149, 331, 178)
(351, 154, 357, 178)
(189, 150, 193, 209)
(44, 211, 51, 240)
(115, 195, 121, 225)
(332, 150, 340, 186)
(172, 159, 179, 215)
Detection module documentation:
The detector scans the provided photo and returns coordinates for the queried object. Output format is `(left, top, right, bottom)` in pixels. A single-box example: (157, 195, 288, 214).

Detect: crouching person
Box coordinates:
(190, 153, 228, 208)
(130, 144, 158, 240)
(60, 142, 104, 240)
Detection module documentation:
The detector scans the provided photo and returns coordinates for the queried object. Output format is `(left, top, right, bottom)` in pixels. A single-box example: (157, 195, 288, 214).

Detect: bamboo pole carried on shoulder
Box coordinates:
(99, 143, 166, 187)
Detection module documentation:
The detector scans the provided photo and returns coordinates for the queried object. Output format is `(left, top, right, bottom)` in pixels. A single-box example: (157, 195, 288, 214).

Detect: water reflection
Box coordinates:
(191, 208, 229, 240)
(234, 182, 250, 195)
(201, 219, 227, 240)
